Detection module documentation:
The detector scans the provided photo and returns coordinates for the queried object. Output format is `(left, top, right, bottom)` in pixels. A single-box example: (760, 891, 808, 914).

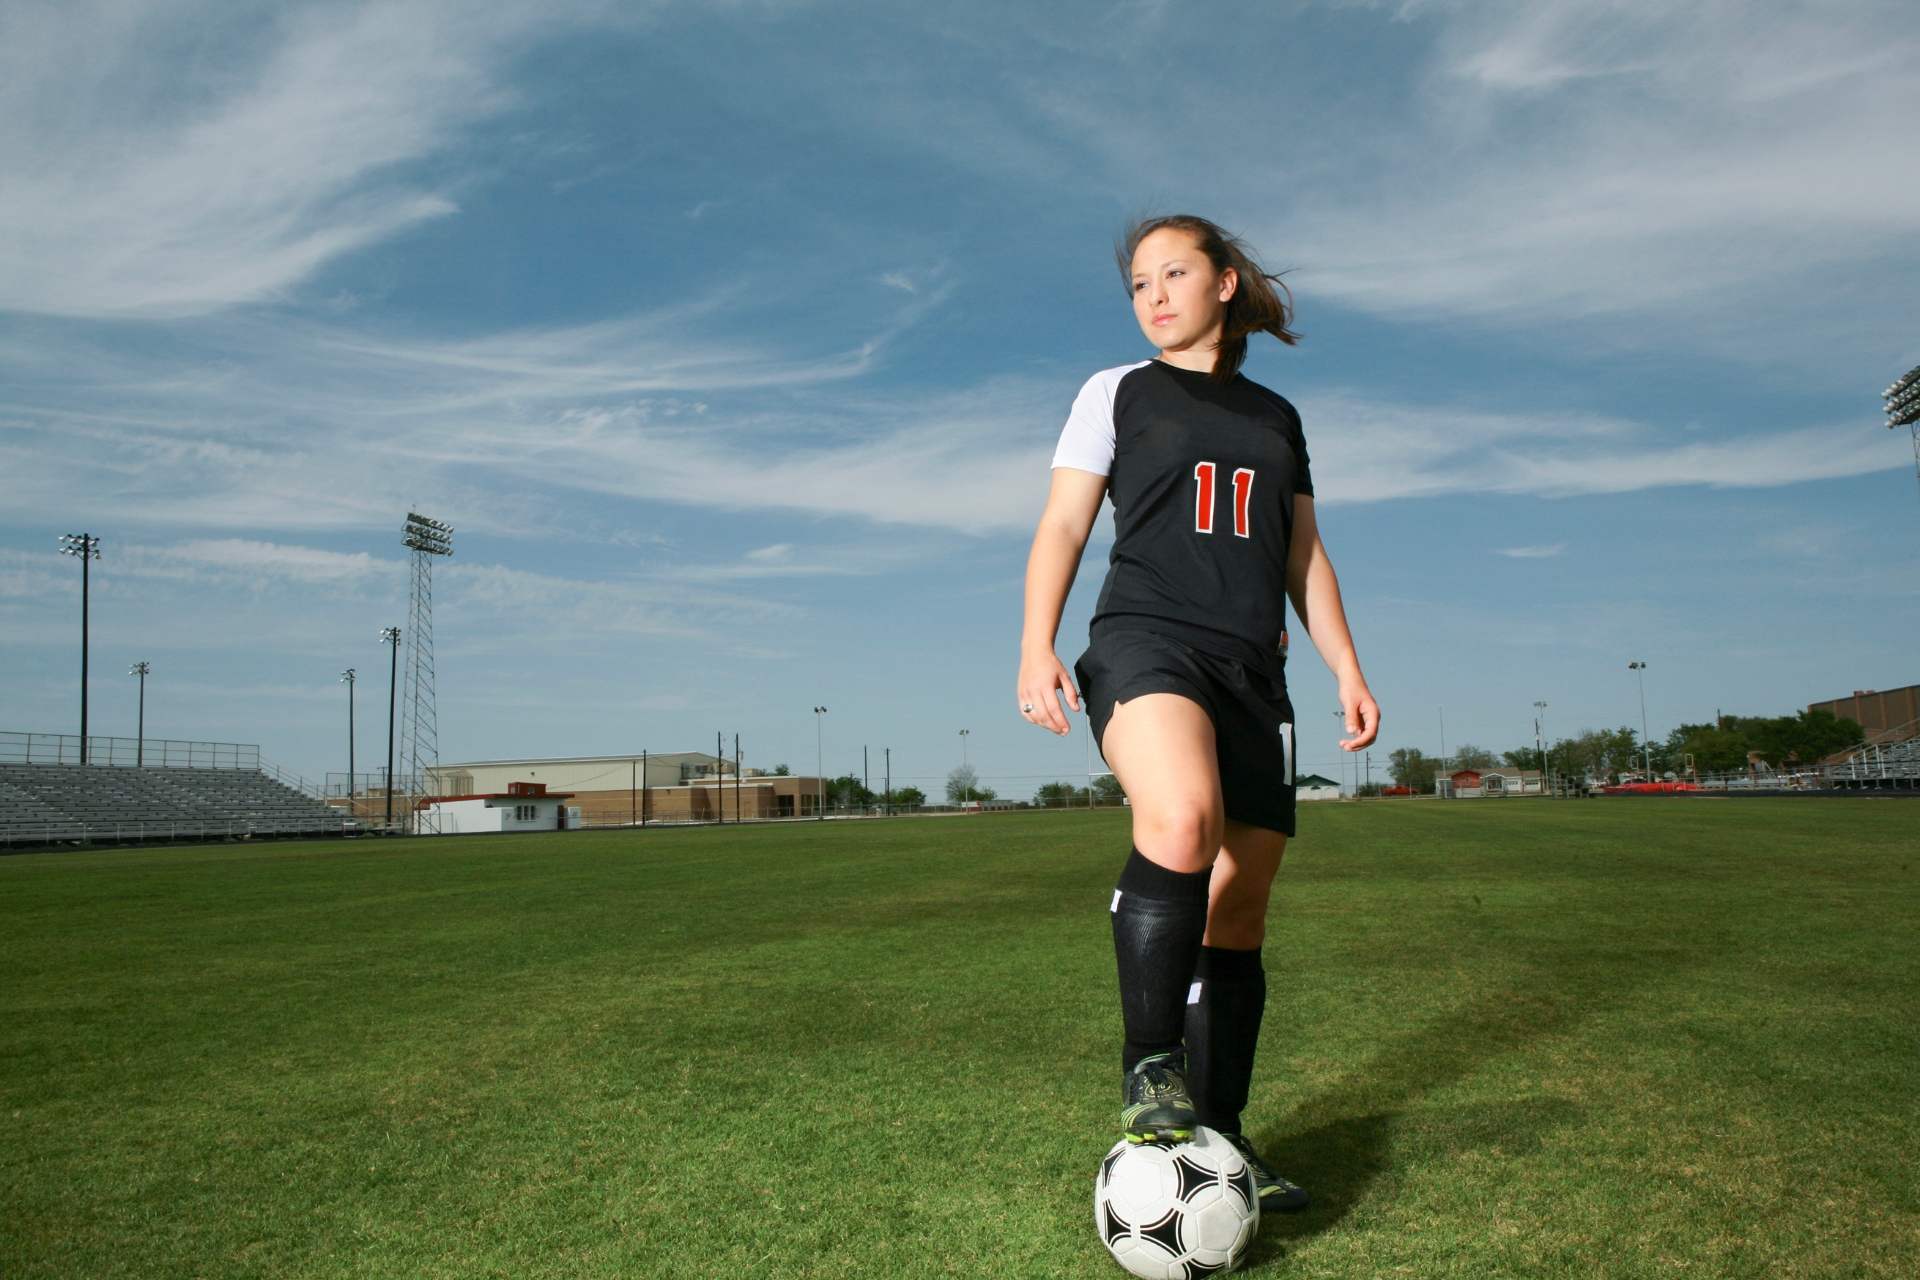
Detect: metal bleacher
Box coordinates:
(1826, 735, 1920, 790)
(1, 731, 350, 849)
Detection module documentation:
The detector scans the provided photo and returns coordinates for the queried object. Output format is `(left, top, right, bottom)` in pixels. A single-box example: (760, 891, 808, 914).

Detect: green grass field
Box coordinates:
(3, 801, 1916, 1278)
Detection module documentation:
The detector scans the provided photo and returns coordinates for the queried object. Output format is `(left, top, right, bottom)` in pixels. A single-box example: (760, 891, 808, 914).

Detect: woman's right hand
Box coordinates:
(1018, 648, 1081, 737)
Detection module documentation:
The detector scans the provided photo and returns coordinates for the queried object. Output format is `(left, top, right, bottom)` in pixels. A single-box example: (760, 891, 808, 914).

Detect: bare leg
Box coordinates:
(1101, 692, 1223, 873)
(1100, 693, 1223, 1097)
(1206, 821, 1287, 947)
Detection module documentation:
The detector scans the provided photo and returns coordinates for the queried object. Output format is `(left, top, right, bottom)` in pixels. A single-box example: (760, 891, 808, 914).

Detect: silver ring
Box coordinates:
(1021, 703, 1034, 713)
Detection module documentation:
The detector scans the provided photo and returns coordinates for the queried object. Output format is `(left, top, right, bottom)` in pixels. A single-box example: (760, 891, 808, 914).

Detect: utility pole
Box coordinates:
(381, 627, 401, 832)
(885, 747, 891, 816)
(59, 534, 101, 762)
(735, 733, 741, 824)
(341, 668, 356, 809)
(813, 707, 827, 819)
(129, 667, 149, 767)
(717, 730, 725, 825)
(641, 749, 648, 825)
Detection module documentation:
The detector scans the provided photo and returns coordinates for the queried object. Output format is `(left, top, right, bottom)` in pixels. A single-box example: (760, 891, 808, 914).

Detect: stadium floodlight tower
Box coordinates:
(400, 513, 453, 834)
(130, 662, 150, 766)
(1886, 364, 1920, 509)
(59, 533, 102, 762)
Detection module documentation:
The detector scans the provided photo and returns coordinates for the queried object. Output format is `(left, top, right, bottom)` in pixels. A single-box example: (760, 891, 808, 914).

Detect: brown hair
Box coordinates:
(1116, 214, 1299, 380)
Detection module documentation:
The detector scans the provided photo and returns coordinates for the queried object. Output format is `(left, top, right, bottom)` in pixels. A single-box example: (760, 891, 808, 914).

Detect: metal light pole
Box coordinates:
(382, 627, 402, 831)
(736, 733, 742, 824)
(1533, 700, 1547, 796)
(59, 533, 102, 762)
(959, 729, 971, 804)
(341, 668, 356, 810)
(1628, 662, 1650, 780)
(1333, 710, 1345, 796)
(884, 747, 891, 816)
(1087, 709, 1095, 807)
(813, 707, 827, 819)
(130, 662, 149, 766)
(1884, 364, 1920, 508)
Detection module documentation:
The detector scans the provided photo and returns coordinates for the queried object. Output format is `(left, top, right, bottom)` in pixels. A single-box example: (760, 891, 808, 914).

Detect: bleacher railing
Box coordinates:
(1, 731, 259, 770)
(1, 815, 350, 850)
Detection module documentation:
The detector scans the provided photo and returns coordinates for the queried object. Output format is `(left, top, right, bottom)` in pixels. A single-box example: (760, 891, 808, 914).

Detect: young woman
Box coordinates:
(1018, 215, 1379, 1212)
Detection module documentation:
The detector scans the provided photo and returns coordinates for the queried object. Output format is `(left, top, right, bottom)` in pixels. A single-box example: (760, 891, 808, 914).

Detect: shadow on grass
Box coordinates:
(1239, 981, 1608, 1269)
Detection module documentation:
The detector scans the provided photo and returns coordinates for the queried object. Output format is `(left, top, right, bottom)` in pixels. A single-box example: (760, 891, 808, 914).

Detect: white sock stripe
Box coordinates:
(1111, 889, 1123, 913)
(1187, 981, 1203, 1004)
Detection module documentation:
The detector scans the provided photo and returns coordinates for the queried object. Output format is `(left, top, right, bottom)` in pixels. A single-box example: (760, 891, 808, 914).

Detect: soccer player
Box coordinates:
(1018, 215, 1380, 1213)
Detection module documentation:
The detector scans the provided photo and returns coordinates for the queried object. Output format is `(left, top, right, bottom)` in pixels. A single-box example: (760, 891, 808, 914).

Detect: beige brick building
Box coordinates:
(429, 752, 827, 824)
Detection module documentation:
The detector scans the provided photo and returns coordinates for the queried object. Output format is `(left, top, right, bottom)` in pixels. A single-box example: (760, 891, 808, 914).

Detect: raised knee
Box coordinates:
(1137, 804, 1218, 869)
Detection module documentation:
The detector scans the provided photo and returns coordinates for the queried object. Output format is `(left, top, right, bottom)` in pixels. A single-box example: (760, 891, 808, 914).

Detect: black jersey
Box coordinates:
(1051, 360, 1314, 669)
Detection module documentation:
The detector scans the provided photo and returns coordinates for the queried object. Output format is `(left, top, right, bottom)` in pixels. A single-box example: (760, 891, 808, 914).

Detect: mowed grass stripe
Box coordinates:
(2, 802, 1915, 1278)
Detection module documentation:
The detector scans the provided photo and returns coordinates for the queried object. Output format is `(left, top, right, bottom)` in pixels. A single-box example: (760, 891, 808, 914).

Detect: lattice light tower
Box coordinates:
(400, 512, 453, 834)
(1886, 364, 1920, 509)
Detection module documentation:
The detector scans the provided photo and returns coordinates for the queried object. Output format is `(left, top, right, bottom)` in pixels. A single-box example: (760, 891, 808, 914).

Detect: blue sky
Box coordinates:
(3, 0, 1917, 794)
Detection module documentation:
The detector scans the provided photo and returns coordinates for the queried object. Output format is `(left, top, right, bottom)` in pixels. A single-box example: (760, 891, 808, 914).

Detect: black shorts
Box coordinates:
(1076, 627, 1299, 837)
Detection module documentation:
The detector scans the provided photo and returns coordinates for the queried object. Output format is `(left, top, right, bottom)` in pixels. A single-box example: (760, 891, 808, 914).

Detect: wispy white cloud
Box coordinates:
(1265, 1, 1920, 339)
(0, 537, 793, 651)
(0, 0, 590, 318)
(1496, 544, 1566, 559)
(1302, 390, 1905, 504)
(1, 314, 1906, 544)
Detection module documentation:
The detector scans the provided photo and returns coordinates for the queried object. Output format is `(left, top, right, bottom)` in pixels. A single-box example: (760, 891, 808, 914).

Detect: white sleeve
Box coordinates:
(1050, 363, 1146, 476)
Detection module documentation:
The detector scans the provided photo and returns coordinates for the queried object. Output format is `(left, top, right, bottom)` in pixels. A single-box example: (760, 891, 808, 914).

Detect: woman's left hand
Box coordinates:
(1338, 683, 1380, 751)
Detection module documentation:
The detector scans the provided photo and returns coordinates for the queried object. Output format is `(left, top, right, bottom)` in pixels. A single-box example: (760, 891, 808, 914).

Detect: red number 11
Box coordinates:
(1231, 467, 1253, 538)
(1195, 462, 1254, 536)
(1194, 462, 1216, 533)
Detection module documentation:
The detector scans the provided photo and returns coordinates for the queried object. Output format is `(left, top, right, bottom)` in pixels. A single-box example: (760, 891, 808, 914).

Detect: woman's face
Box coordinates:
(1129, 228, 1237, 358)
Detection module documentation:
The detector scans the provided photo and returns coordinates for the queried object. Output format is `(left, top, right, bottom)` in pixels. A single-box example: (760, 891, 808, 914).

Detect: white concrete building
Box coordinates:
(1297, 773, 1342, 801)
(422, 781, 579, 835)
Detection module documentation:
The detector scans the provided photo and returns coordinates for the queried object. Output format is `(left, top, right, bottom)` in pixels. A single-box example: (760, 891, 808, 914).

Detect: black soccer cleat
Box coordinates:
(1120, 1052, 1197, 1145)
(1219, 1130, 1311, 1213)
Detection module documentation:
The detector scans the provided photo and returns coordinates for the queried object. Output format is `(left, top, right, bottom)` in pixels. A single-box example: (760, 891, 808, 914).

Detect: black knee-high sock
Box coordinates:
(1185, 945, 1267, 1134)
(1112, 849, 1212, 1072)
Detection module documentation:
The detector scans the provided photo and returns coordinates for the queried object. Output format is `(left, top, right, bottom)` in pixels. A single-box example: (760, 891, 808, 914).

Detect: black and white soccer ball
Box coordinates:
(1094, 1126, 1259, 1277)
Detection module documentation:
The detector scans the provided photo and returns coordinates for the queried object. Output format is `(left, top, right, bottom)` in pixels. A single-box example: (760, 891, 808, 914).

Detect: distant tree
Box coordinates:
(1034, 781, 1088, 807)
(1665, 709, 1862, 772)
(1093, 774, 1126, 804)
(1356, 781, 1384, 797)
(1501, 746, 1541, 771)
(771, 764, 790, 776)
(1551, 728, 1642, 780)
(1451, 743, 1496, 771)
(892, 785, 927, 807)
(946, 764, 980, 803)
(826, 774, 875, 807)
(1387, 748, 1438, 792)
